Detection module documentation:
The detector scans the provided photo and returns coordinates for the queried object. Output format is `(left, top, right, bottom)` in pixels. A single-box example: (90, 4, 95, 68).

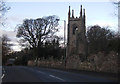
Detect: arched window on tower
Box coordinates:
(72, 24, 78, 35)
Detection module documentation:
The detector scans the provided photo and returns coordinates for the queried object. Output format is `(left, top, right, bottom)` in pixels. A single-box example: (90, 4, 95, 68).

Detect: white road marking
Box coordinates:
(1, 74, 5, 79)
(49, 75, 65, 81)
(1, 68, 5, 79)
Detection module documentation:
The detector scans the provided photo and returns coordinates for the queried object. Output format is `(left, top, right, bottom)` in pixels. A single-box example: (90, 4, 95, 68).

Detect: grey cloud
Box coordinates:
(0, 29, 21, 51)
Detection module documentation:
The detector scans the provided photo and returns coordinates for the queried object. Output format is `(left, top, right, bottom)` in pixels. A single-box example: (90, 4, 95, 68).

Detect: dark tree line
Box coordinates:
(87, 25, 119, 54)
(13, 38, 64, 65)
(39, 38, 64, 59)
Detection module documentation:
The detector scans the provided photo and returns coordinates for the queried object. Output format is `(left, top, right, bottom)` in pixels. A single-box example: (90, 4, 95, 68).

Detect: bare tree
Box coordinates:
(112, 1, 120, 33)
(2, 34, 11, 56)
(87, 25, 115, 54)
(16, 15, 60, 57)
(0, 0, 10, 25)
(2, 34, 12, 64)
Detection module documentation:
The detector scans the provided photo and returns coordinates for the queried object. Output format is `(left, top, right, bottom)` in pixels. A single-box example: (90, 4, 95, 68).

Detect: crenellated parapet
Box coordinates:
(68, 5, 86, 21)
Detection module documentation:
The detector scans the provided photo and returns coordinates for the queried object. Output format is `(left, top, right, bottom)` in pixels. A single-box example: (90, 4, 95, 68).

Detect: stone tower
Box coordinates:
(67, 5, 87, 61)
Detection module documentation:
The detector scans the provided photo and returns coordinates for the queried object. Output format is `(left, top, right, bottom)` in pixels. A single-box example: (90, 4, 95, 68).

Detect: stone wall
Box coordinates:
(27, 51, 118, 73)
(66, 51, 118, 73)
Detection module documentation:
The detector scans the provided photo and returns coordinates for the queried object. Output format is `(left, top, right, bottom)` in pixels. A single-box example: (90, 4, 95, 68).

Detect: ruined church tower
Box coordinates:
(67, 5, 87, 60)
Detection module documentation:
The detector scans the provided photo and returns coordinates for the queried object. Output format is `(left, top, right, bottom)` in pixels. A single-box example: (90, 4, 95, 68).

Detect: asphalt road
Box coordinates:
(1, 66, 118, 83)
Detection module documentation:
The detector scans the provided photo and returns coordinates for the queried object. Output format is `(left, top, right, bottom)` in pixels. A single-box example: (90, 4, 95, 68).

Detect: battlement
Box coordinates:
(68, 5, 85, 20)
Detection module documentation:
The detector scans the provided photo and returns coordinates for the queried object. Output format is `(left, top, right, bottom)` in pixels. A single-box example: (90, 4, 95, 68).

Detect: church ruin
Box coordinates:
(67, 5, 87, 61)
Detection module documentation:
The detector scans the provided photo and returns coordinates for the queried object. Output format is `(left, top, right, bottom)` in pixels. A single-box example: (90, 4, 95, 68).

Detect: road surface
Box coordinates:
(1, 66, 118, 83)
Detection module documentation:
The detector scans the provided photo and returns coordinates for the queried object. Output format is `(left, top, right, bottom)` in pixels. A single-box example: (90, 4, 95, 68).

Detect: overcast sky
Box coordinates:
(0, 0, 118, 51)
